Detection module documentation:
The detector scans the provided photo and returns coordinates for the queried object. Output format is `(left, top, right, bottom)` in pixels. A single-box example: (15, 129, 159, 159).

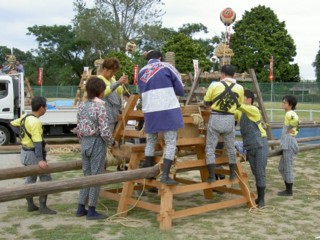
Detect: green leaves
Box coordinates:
(231, 5, 299, 82)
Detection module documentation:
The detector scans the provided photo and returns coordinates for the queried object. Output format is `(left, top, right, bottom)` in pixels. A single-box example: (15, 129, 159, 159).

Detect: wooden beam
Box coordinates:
(248, 69, 273, 140)
(0, 160, 83, 180)
(185, 68, 203, 105)
(0, 166, 160, 202)
(268, 136, 320, 146)
(268, 144, 320, 157)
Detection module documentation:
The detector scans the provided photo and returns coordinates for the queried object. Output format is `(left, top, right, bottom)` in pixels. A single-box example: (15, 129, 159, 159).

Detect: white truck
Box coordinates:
(0, 72, 77, 145)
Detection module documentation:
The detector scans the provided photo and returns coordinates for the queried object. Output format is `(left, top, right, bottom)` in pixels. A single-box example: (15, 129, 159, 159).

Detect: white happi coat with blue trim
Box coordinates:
(138, 59, 185, 134)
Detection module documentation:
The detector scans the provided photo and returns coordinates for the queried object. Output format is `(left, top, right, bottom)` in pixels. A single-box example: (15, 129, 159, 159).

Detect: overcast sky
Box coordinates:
(1, 0, 318, 80)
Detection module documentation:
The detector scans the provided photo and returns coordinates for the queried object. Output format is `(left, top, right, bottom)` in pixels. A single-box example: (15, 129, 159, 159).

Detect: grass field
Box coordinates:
(1, 149, 320, 240)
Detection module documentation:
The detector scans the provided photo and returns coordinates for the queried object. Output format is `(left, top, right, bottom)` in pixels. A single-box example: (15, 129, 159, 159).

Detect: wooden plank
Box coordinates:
(159, 185, 174, 230)
(113, 94, 140, 141)
(118, 196, 161, 213)
(176, 137, 205, 146)
(171, 197, 248, 220)
(172, 179, 238, 195)
(175, 159, 205, 170)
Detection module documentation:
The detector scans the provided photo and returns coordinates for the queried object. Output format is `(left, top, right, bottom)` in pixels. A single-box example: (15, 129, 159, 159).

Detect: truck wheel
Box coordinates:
(0, 126, 10, 146)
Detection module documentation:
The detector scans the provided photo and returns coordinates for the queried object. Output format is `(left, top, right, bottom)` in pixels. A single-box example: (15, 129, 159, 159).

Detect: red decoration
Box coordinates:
(133, 64, 138, 85)
(37, 68, 43, 85)
(269, 56, 274, 81)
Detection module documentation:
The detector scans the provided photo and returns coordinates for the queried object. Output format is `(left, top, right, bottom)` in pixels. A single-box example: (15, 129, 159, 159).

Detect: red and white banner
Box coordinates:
(38, 67, 43, 85)
(133, 64, 138, 85)
(269, 56, 273, 81)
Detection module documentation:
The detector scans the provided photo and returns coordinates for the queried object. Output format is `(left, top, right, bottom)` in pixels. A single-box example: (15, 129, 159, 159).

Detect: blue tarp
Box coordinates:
(47, 99, 74, 107)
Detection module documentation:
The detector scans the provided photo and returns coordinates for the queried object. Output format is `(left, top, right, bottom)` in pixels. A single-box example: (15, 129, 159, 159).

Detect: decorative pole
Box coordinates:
(218, 7, 236, 68)
(269, 56, 274, 102)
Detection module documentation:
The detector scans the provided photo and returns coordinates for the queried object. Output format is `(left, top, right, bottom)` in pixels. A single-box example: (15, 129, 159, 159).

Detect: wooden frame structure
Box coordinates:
(99, 94, 255, 230)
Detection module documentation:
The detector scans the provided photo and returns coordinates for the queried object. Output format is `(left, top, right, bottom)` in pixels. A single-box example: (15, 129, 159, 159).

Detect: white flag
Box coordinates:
(193, 59, 199, 80)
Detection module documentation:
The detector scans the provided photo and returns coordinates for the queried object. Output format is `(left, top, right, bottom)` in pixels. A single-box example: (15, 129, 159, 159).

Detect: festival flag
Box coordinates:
(133, 64, 138, 85)
(37, 67, 43, 85)
(193, 59, 199, 80)
(269, 56, 274, 81)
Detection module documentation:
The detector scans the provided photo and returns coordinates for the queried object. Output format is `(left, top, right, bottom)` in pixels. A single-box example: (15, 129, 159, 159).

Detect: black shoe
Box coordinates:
(229, 164, 237, 180)
(76, 204, 88, 217)
(160, 176, 178, 185)
(28, 205, 39, 212)
(39, 206, 57, 215)
(277, 190, 293, 196)
(27, 198, 39, 212)
(39, 196, 57, 215)
(257, 199, 265, 208)
(207, 164, 216, 183)
(160, 159, 178, 185)
(278, 182, 293, 196)
(86, 212, 108, 220)
(143, 156, 155, 179)
(256, 186, 266, 208)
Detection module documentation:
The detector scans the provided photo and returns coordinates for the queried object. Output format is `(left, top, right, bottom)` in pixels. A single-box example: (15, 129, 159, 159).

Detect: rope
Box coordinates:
(47, 146, 80, 154)
(191, 113, 204, 129)
(100, 179, 147, 228)
(101, 163, 163, 228)
(234, 170, 278, 216)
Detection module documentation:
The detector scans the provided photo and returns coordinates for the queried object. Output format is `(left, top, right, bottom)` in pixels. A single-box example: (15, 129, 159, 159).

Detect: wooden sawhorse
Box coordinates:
(111, 143, 255, 230)
(99, 95, 255, 230)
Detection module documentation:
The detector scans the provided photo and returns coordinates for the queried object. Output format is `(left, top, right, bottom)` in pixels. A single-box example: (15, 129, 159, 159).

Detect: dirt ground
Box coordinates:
(1, 149, 320, 240)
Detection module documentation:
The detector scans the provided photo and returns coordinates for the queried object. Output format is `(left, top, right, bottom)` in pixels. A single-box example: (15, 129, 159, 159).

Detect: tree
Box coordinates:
(162, 33, 212, 74)
(27, 25, 92, 85)
(138, 25, 177, 51)
(312, 43, 320, 82)
(178, 23, 218, 67)
(72, 0, 164, 54)
(230, 5, 300, 82)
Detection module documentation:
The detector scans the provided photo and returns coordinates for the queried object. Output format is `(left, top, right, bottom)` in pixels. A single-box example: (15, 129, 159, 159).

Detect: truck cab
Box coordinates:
(0, 73, 24, 145)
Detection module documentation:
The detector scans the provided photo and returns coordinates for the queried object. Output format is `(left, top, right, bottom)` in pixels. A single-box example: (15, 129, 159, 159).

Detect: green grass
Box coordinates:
(2, 149, 320, 240)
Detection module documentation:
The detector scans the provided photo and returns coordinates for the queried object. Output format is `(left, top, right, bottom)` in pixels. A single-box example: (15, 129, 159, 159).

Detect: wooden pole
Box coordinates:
(268, 144, 320, 157)
(0, 144, 319, 202)
(0, 166, 160, 202)
(0, 160, 83, 180)
(248, 69, 274, 141)
(268, 136, 320, 146)
(185, 68, 203, 105)
(1, 141, 320, 181)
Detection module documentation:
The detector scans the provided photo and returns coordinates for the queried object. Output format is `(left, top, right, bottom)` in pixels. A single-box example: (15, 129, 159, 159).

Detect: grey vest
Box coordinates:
(240, 113, 264, 150)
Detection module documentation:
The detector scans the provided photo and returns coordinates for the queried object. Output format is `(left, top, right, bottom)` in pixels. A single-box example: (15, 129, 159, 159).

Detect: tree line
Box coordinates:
(1, 1, 319, 86)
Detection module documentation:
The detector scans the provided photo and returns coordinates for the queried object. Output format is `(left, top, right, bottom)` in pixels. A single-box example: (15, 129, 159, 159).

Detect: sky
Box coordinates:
(0, 0, 318, 80)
